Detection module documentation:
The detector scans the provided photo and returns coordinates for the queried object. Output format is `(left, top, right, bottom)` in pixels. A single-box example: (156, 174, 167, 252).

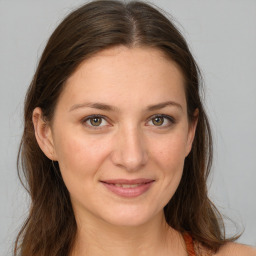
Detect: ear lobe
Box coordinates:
(32, 107, 57, 160)
(185, 109, 199, 157)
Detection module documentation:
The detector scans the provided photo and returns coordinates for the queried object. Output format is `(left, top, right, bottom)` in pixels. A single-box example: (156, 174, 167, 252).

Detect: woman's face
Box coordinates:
(40, 46, 197, 227)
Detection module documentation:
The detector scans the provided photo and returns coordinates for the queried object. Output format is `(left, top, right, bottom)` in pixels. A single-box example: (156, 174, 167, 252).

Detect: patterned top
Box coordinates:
(183, 233, 213, 256)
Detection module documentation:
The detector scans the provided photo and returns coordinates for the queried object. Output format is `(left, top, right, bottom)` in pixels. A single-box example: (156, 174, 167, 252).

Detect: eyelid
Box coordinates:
(82, 114, 110, 130)
(146, 114, 175, 127)
(82, 113, 175, 130)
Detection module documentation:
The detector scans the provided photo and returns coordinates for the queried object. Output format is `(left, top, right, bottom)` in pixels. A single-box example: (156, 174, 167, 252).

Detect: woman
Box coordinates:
(14, 0, 256, 255)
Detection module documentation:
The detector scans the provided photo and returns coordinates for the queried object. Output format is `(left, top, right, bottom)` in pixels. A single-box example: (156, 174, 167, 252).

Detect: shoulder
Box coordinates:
(214, 242, 256, 256)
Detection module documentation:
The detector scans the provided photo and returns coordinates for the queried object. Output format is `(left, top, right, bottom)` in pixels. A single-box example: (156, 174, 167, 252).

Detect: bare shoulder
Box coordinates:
(215, 242, 256, 256)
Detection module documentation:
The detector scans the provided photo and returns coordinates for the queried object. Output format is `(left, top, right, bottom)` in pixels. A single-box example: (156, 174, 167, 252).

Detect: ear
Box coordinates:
(185, 108, 199, 157)
(32, 107, 57, 160)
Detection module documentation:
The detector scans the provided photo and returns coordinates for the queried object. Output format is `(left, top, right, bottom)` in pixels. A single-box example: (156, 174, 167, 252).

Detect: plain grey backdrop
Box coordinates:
(1, 0, 256, 254)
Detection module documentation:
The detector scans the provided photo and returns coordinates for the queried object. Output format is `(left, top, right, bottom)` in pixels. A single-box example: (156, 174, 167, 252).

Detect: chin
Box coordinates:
(98, 206, 161, 228)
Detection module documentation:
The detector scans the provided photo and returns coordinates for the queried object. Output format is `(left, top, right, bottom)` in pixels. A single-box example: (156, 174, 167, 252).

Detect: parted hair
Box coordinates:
(15, 1, 237, 255)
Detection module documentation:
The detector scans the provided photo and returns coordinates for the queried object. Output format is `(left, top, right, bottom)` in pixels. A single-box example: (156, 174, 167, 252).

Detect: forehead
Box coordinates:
(67, 45, 184, 82)
(58, 46, 186, 112)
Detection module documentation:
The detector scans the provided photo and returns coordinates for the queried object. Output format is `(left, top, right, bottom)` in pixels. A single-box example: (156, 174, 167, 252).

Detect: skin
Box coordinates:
(32, 46, 255, 256)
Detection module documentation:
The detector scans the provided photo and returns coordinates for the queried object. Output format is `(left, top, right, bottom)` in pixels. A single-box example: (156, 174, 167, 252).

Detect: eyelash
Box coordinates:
(81, 114, 175, 130)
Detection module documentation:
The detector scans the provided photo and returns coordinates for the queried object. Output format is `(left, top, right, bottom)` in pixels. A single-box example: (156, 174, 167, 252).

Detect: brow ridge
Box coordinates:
(69, 100, 182, 112)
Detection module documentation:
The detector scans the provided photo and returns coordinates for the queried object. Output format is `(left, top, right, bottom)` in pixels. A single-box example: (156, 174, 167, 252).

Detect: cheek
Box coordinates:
(152, 131, 188, 170)
(147, 132, 188, 209)
(54, 130, 111, 180)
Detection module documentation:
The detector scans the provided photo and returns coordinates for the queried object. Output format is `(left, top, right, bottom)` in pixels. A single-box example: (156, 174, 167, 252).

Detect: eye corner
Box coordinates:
(81, 114, 111, 130)
(146, 114, 176, 128)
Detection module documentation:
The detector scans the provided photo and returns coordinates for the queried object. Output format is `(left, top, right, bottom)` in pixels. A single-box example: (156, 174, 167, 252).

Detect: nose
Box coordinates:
(110, 126, 148, 172)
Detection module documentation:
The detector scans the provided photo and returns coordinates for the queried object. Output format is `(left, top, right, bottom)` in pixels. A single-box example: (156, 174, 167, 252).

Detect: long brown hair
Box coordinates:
(15, 0, 237, 255)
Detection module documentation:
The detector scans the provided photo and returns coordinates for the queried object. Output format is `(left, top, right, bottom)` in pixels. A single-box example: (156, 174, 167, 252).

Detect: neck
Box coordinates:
(71, 211, 186, 256)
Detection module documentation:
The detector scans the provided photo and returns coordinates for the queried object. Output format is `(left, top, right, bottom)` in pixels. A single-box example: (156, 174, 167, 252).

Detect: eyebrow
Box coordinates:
(69, 100, 182, 112)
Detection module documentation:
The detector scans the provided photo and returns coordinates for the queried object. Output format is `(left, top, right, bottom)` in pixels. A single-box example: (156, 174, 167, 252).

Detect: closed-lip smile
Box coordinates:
(100, 178, 155, 198)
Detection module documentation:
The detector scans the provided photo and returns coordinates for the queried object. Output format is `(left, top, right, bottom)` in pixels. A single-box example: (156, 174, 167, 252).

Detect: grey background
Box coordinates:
(1, 0, 256, 254)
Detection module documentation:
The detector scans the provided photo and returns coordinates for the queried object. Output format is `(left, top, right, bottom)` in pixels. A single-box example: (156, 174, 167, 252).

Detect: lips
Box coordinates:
(100, 179, 155, 198)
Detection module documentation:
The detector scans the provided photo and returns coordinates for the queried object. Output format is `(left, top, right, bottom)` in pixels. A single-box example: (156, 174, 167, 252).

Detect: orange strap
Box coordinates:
(183, 232, 196, 256)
